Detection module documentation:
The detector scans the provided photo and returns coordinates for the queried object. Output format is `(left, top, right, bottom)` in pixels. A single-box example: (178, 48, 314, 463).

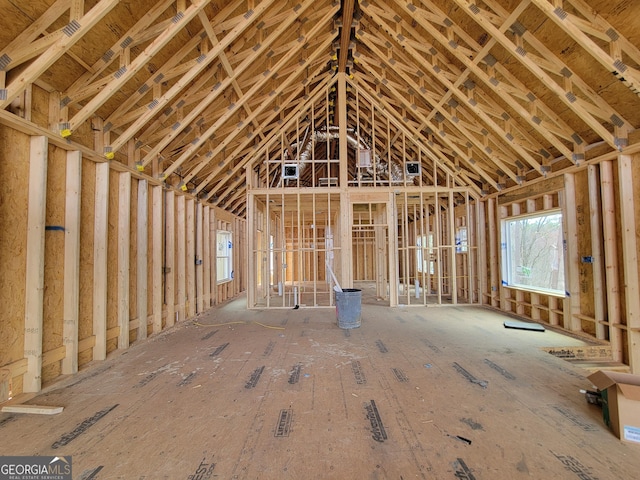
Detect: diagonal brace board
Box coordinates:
(0, 0, 121, 109)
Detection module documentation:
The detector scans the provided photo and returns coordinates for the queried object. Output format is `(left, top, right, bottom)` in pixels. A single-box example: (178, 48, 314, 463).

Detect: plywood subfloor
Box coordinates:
(1, 290, 638, 479)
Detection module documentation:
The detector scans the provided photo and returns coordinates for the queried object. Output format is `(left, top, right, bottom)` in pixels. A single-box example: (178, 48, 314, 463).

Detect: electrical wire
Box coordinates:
(193, 320, 285, 330)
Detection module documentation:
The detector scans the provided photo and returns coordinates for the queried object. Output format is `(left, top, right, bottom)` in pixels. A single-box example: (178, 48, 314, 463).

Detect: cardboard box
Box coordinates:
(588, 370, 640, 445)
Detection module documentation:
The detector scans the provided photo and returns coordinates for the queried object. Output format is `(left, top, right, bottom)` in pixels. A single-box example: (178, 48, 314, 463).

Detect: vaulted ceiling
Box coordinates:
(2, 0, 640, 216)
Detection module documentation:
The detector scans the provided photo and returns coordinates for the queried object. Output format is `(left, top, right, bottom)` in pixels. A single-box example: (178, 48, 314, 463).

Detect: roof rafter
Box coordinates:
(360, 4, 545, 176)
(163, 4, 339, 184)
(140, 0, 326, 167)
(452, 0, 626, 150)
(0, 0, 121, 109)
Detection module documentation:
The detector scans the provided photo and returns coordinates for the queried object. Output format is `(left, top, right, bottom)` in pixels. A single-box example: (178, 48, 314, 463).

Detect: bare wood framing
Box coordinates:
(487, 197, 498, 308)
(530, 0, 640, 99)
(338, 74, 352, 289)
(618, 154, 640, 372)
(451, 0, 622, 150)
(587, 165, 606, 340)
(93, 162, 109, 360)
(176, 194, 186, 322)
(137, 180, 148, 340)
(195, 202, 204, 313)
(165, 190, 176, 327)
(163, 6, 338, 181)
(561, 173, 581, 332)
(152, 185, 163, 334)
(0, 0, 121, 110)
(68, 0, 213, 133)
(117, 172, 131, 349)
(544, 194, 560, 327)
(138, 0, 289, 165)
(186, 198, 196, 318)
(23, 136, 48, 392)
(62, 150, 82, 375)
(203, 205, 211, 309)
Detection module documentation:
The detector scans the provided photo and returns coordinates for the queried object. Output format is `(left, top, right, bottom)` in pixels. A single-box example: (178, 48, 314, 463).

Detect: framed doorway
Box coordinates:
(351, 200, 395, 306)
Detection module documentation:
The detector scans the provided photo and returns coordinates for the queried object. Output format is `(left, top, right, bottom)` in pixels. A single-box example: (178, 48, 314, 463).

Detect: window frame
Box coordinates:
(500, 209, 565, 297)
(416, 233, 435, 275)
(216, 230, 233, 284)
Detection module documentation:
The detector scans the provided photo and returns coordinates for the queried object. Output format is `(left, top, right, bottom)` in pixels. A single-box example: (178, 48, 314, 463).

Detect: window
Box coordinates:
(501, 211, 565, 295)
(456, 226, 468, 253)
(217, 231, 233, 283)
(416, 234, 435, 274)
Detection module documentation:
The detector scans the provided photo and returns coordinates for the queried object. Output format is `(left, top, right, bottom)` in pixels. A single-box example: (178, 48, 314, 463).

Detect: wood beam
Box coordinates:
(117, 172, 131, 349)
(187, 45, 334, 196)
(530, 0, 640, 99)
(202, 205, 211, 309)
(0, 0, 69, 71)
(63, 0, 176, 100)
(186, 198, 196, 318)
(356, 38, 519, 185)
(165, 191, 176, 327)
(139, 0, 321, 165)
(561, 173, 581, 332)
(92, 162, 109, 360)
(176, 194, 186, 322)
(390, 0, 574, 160)
(152, 185, 163, 334)
(354, 77, 482, 193)
(137, 180, 149, 340)
(197, 10, 265, 143)
(600, 161, 622, 361)
(104, 0, 249, 149)
(355, 57, 497, 189)
(23, 136, 48, 393)
(208, 72, 334, 201)
(618, 154, 640, 372)
(62, 150, 82, 375)
(0, 0, 120, 110)
(339, 0, 355, 73)
(452, 0, 622, 150)
(587, 165, 606, 341)
(161, 5, 338, 180)
(68, 0, 213, 134)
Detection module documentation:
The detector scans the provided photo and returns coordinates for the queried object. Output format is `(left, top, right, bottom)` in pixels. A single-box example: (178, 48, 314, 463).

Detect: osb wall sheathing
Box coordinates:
(0, 125, 30, 395)
(78, 159, 96, 368)
(59, 105, 95, 153)
(41, 144, 66, 384)
(30, 85, 50, 128)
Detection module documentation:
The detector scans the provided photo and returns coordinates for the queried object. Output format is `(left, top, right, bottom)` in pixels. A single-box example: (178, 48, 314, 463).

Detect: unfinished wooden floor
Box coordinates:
(2, 286, 639, 479)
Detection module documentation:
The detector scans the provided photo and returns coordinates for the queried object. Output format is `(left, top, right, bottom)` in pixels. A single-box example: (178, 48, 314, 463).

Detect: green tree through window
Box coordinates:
(502, 211, 564, 295)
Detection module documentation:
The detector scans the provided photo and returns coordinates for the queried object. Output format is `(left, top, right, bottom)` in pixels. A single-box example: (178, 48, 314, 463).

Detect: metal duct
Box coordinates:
(283, 126, 405, 183)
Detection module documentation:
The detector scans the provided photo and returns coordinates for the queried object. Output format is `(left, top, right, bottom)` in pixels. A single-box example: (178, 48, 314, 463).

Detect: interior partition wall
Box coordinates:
(248, 192, 341, 308)
(247, 187, 479, 309)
